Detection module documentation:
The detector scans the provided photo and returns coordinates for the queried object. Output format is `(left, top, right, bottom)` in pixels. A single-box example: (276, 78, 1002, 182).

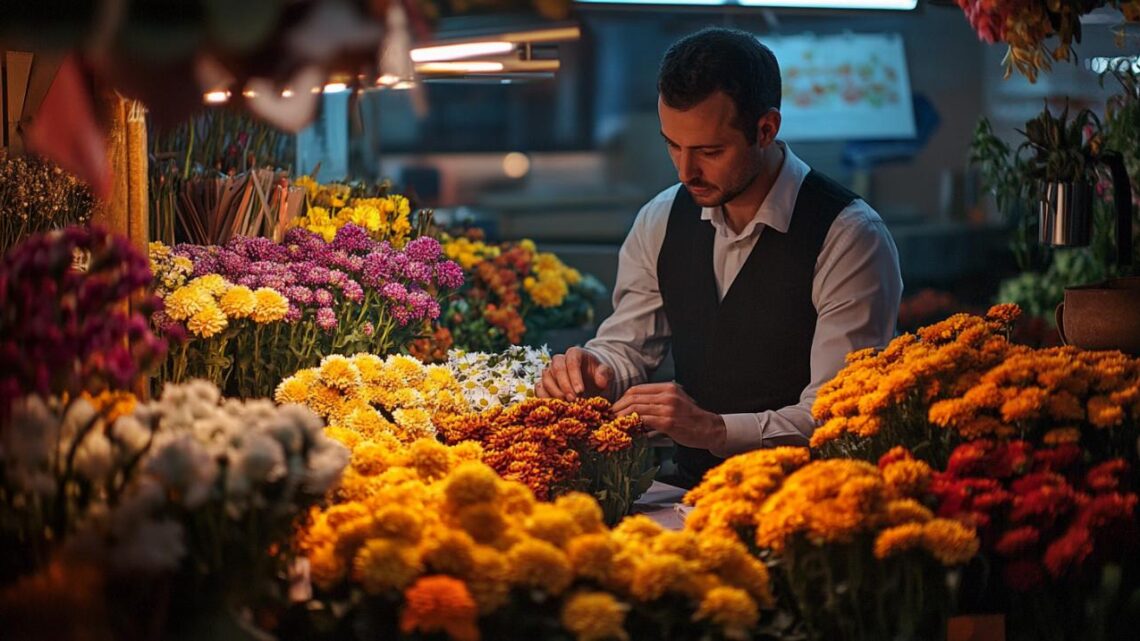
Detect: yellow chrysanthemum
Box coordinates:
(466, 546, 510, 614)
(566, 533, 618, 582)
(251, 287, 289, 323)
(883, 499, 934, 526)
(873, 522, 925, 560)
(164, 284, 212, 321)
(319, 355, 363, 392)
(630, 553, 689, 602)
(218, 285, 257, 319)
(553, 492, 605, 534)
(393, 407, 435, 439)
(693, 586, 759, 641)
(275, 375, 311, 405)
(456, 504, 508, 546)
(506, 539, 573, 595)
(187, 303, 228, 338)
(306, 383, 346, 420)
(407, 438, 454, 482)
(342, 407, 397, 441)
(450, 440, 485, 463)
(194, 274, 229, 295)
(372, 504, 424, 544)
(561, 591, 630, 641)
(921, 519, 979, 565)
(308, 543, 347, 589)
(881, 459, 933, 498)
(353, 538, 423, 593)
(1043, 427, 1081, 445)
(444, 462, 501, 508)
(352, 353, 386, 384)
(421, 530, 478, 576)
(386, 354, 427, 386)
(525, 503, 580, 548)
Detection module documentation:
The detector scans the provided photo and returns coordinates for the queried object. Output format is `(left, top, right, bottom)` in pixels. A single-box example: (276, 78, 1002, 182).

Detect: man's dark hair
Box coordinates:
(657, 27, 781, 145)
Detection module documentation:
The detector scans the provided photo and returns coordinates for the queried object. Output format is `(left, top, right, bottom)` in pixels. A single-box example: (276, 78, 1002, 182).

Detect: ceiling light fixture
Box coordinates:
(411, 41, 516, 62)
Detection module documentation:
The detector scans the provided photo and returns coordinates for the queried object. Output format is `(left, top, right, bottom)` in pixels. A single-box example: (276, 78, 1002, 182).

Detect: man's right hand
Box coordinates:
(536, 347, 614, 401)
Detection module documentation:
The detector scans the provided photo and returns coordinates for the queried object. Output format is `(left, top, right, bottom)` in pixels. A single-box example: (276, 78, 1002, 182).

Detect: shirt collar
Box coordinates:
(700, 141, 810, 239)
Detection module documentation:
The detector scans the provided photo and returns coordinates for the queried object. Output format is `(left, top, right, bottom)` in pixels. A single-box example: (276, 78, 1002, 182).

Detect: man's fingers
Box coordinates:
(593, 362, 614, 391)
(549, 355, 577, 400)
(565, 348, 586, 396)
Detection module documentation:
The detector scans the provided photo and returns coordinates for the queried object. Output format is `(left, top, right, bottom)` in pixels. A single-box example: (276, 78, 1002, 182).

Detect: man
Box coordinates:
(536, 27, 903, 488)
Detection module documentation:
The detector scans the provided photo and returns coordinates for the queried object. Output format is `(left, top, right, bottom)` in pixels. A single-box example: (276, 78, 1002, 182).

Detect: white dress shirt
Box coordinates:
(584, 143, 903, 456)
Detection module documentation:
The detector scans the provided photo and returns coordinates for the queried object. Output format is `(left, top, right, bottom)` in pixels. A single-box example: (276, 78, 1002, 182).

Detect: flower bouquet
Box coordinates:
(152, 225, 463, 398)
(0, 226, 166, 420)
(810, 304, 1140, 468)
(0, 153, 95, 254)
(432, 232, 605, 357)
(290, 430, 773, 641)
(438, 397, 655, 525)
(685, 447, 979, 641)
(0, 381, 348, 639)
(955, 0, 1140, 82)
(933, 438, 1140, 641)
(445, 345, 551, 411)
(275, 352, 470, 444)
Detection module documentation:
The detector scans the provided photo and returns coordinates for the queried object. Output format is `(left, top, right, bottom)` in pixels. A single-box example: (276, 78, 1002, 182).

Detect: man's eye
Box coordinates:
(702, 150, 722, 158)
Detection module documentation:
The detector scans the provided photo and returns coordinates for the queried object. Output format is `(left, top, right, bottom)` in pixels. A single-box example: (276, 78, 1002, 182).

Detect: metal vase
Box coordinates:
(1039, 181, 1093, 247)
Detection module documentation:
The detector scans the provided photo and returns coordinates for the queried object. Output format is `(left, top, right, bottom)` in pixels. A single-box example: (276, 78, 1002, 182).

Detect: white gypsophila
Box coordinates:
(446, 345, 551, 409)
(145, 433, 218, 509)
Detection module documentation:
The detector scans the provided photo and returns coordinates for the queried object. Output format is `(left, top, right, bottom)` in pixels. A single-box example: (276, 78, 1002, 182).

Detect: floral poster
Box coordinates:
(762, 32, 917, 141)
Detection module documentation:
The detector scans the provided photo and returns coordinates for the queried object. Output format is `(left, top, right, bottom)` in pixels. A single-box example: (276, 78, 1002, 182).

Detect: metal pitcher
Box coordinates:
(1038, 151, 1134, 268)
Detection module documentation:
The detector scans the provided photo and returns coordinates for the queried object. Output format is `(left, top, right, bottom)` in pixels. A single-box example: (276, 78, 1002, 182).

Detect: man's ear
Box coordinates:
(757, 108, 782, 146)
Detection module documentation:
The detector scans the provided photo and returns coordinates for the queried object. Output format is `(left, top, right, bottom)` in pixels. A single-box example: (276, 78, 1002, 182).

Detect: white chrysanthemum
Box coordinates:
(111, 415, 152, 460)
(231, 432, 287, 484)
(74, 430, 114, 482)
(146, 434, 218, 509)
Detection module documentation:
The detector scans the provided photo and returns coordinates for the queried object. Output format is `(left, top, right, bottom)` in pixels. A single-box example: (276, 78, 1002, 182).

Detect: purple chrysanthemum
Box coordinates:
(314, 288, 334, 307)
(434, 260, 464, 289)
(316, 307, 338, 331)
(331, 223, 374, 253)
(404, 236, 442, 262)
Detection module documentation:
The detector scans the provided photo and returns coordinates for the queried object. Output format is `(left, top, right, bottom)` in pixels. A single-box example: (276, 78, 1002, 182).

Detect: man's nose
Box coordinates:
(677, 151, 700, 183)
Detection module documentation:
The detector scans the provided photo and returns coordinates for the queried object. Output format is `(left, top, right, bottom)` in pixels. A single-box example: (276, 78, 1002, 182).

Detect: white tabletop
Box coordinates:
(631, 480, 689, 531)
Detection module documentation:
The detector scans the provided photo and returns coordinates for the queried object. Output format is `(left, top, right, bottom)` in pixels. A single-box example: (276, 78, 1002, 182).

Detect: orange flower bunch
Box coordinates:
(299, 431, 773, 641)
(685, 446, 978, 641)
(811, 304, 1140, 467)
(438, 398, 650, 522)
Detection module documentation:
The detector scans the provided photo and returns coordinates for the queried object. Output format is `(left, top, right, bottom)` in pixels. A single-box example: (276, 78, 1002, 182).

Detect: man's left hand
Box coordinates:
(611, 382, 726, 452)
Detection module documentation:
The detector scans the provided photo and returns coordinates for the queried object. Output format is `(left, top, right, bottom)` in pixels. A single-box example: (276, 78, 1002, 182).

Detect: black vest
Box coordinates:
(656, 171, 855, 488)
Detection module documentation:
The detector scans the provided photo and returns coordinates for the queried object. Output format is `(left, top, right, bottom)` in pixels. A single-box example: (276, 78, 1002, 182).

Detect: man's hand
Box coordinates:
(536, 347, 614, 401)
(612, 382, 726, 452)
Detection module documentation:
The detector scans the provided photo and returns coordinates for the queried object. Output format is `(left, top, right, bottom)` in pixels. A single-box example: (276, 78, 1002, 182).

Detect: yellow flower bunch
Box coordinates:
(163, 275, 288, 338)
(148, 241, 193, 296)
(442, 235, 501, 270)
(276, 353, 470, 443)
(524, 251, 581, 308)
(299, 432, 772, 641)
(292, 184, 414, 246)
(682, 447, 811, 539)
(810, 304, 1140, 465)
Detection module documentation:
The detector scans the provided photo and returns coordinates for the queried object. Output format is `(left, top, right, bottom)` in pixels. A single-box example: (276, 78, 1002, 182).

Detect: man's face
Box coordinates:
(658, 91, 765, 208)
